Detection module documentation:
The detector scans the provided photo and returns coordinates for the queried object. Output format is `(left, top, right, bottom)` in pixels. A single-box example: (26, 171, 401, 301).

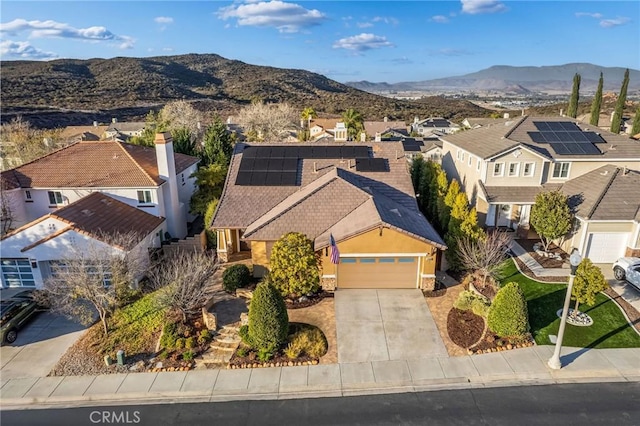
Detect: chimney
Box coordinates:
(112, 117, 117, 123)
(560, 109, 563, 117)
(503, 113, 510, 119)
(521, 109, 525, 116)
(313, 161, 317, 173)
(154, 132, 187, 239)
(93, 121, 98, 127)
(384, 116, 388, 122)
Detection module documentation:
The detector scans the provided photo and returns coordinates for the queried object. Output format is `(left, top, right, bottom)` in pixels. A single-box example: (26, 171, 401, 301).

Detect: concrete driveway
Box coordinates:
(1, 312, 86, 380)
(595, 263, 640, 311)
(335, 289, 447, 363)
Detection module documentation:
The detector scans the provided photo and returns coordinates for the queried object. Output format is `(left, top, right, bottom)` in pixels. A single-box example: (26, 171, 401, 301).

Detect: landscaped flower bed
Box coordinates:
(447, 308, 484, 348)
(285, 291, 334, 310)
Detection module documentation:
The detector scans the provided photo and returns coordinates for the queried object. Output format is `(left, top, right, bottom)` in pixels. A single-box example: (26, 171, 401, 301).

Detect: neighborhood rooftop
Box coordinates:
(0, 140, 199, 189)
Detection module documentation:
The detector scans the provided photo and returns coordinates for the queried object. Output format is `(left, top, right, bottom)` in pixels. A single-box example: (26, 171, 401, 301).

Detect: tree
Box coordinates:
(589, 72, 604, 126)
(0, 116, 62, 167)
(236, 101, 297, 142)
(530, 190, 572, 251)
(567, 73, 581, 119)
(160, 100, 205, 142)
(487, 282, 530, 338)
(203, 117, 234, 166)
(0, 189, 20, 234)
(630, 106, 640, 136)
(129, 110, 167, 147)
(300, 107, 317, 133)
(171, 127, 197, 157)
(458, 230, 511, 287)
(572, 258, 608, 316)
(247, 279, 289, 352)
(150, 250, 218, 323)
(43, 232, 148, 335)
(269, 232, 320, 298)
(610, 69, 629, 134)
(189, 162, 227, 216)
(203, 198, 219, 249)
(341, 108, 364, 141)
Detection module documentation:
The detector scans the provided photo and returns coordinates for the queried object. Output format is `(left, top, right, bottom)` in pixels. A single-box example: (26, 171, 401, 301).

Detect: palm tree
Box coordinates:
(301, 107, 317, 128)
(341, 108, 364, 141)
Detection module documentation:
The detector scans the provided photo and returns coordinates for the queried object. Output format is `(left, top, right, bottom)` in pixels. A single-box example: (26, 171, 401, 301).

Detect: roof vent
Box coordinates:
(100, 198, 113, 205)
(600, 170, 609, 176)
(390, 208, 401, 217)
(608, 145, 616, 150)
(112, 153, 119, 159)
(81, 209, 94, 216)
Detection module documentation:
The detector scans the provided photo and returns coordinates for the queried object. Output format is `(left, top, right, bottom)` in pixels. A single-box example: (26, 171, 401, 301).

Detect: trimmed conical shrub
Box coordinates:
(488, 282, 530, 338)
(247, 278, 289, 352)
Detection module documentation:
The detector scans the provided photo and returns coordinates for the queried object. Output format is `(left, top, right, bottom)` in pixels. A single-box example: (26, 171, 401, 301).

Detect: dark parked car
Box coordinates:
(0, 290, 40, 344)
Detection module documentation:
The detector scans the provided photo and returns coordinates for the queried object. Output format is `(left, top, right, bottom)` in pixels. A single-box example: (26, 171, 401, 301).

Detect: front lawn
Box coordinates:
(500, 259, 640, 349)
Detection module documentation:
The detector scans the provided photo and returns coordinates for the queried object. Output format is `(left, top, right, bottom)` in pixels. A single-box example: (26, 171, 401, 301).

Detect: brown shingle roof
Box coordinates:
(440, 118, 526, 159)
(479, 181, 562, 204)
(364, 121, 407, 136)
(560, 165, 640, 221)
(2, 141, 199, 189)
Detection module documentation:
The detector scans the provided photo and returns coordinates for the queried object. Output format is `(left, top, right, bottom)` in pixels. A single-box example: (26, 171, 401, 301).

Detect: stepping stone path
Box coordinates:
(195, 325, 241, 369)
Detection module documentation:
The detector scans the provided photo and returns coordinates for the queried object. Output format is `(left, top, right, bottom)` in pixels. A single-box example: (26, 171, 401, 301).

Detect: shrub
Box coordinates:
(284, 341, 303, 359)
(185, 337, 196, 349)
(257, 348, 273, 362)
(453, 290, 474, 311)
(488, 282, 530, 338)
(268, 232, 320, 298)
(182, 350, 194, 361)
(471, 298, 491, 318)
(174, 338, 185, 349)
(160, 323, 179, 349)
(236, 347, 249, 357)
(197, 329, 212, 345)
(247, 280, 289, 352)
(453, 291, 490, 318)
(239, 325, 251, 346)
(158, 349, 169, 360)
(222, 264, 251, 293)
(286, 324, 328, 359)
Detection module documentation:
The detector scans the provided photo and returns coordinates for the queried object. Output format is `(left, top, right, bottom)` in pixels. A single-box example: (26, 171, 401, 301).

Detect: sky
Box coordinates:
(1, 1, 638, 83)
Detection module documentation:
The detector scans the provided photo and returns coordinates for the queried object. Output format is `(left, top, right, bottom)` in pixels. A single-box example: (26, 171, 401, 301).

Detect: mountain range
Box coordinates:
(346, 64, 640, 94)
(0, 54, 489, 128)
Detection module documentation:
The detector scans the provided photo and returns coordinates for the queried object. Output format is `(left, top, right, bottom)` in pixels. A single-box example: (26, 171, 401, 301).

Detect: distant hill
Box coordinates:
(347, 63, 640, 94)
(0, 54, 490, 128)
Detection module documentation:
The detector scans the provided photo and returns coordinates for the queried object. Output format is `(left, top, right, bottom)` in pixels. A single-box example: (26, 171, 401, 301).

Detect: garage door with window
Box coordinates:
(337, 256, 418, 289)
(585, 233, 629, 263)
(1, 259, 35, 287)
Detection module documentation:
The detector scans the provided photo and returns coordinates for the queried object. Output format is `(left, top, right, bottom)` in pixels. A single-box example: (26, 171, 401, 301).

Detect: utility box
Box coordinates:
(116, 350, 125, 366)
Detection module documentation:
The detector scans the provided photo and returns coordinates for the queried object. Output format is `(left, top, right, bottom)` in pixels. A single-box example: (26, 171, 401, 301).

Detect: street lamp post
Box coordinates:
(548, 250, 582, 370)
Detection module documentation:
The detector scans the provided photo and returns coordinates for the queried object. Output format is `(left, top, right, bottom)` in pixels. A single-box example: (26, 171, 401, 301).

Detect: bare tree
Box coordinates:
(457, 230, 512, 287)
(42, 232, 149, 335)
(0, 189, 20, 234)
(160, 100, 205, 142)
(236, 101, 298, 142)
(0, 116, 63, 168)
(149, 250, 218, 323)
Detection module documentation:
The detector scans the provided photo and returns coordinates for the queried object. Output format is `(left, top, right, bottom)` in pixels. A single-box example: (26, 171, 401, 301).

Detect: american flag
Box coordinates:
(330, 234, 340, 264)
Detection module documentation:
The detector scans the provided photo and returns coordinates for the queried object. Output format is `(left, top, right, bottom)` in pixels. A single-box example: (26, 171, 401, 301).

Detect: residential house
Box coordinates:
(412, 117, 460, 136)
(1, 133, 199, 239)
(211, 142, 446, 290)
(0, 192, 165, 288)
(440, 115, 640, 263)
(309, 119, 349, 142)
(401, 138, 443, 164)
(60, 123, 108, 144)
(461, 117, 511, 130)
(105, 120, 146, 142)
(364, 118, 408, 141)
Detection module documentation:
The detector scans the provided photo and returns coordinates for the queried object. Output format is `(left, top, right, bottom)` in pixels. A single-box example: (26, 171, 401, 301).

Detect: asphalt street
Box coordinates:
(2, 382, 639, 426)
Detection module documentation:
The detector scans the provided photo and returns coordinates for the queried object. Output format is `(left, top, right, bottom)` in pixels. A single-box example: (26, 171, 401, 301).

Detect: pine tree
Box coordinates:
(567, 73, 581, 118)
(611, 69, 630, 134)
(589, 72, 604, 126)
(631, 106, 640, 136)
(247, 280, 289, 352)
(572, 258, 608, 316)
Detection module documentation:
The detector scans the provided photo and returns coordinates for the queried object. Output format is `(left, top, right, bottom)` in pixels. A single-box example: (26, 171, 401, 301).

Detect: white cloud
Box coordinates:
(162, 47, 174, 52)
(217, 1, 326, 33)
(430, 15, 450, 23)
(0, 40, 57, 59)
(154, 16, 174, 24)
(0, 18, 135, 49)
(372, 16, 399, 25)
(575, 12, 630, 28)
(332, 33, 394, 51)
(599, 17, 630, 28)
(357, 22, 373, 28)
(460, 0, 507, 15)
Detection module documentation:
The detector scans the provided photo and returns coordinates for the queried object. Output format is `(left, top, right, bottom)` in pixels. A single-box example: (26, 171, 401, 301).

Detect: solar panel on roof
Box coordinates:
(585, 132, 604, 143)
(239, 158, 254, 171)
(253, 147, 271, 158)
(533, 122, 551, 131)
(281, 158, 298, 172)
(253, 158, 269, 171)
(355, 158, 387, 172)
(268, 158, 283, 170)
(298, 146, 314, 157)
(567, 132, 583, 142)
(325, 146, 343, 158)
(280, 172, 297, 185)
(561, 122, 578, 131)
(264, 172, 282, 185)
(242, 147, 258, 158)
(553, 132, 569, 142)
(269, 146, 287, 158)
(548, 143, 570, 155)
(543, 132, 560, 142)
(353, 146, 369, 157)
(528, 132, 547, 143)
(250, 172, 267, 185)
(311, 146, 328, 158)
(280, 147, 299, 158)
(235, 171, 252, 185)
(577, 143, 601, 155)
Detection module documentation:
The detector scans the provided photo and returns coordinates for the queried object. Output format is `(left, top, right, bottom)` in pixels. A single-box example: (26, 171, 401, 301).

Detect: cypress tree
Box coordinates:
(567, 73, 581, 118)
(631, 106, 640, 136)
(589, 72, 604, 126)
(611, 69, 630, 134)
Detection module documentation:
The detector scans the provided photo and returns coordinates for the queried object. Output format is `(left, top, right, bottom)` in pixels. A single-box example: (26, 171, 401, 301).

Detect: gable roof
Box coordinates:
(364, 120, 407, 136)
(213, 141, 445, 249)
(443, 115, 640, 161)
(2, 192, 165, 250)
(0, 141, 199, 189)
(560, 165, 640, 221)
(106, 122, 146, 133)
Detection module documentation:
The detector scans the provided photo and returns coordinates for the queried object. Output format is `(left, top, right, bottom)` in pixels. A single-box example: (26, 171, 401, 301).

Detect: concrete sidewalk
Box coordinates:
(1, 346, 638, 410)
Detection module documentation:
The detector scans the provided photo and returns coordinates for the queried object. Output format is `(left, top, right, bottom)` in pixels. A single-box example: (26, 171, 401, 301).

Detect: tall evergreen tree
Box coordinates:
(567, 73, 581, 118)
(631, 106, 640, 136)
(589, 72, 604, 126)
(611, 69, 630, 134)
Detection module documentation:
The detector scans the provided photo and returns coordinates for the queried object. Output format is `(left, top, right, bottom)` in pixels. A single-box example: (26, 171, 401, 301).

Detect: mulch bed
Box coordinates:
(285, 291, 334, 309)
(513, 256, 569, 283)
(604, 287, 640, 333)
(423, 280, 448, 298)
(447, 308, 485, 349)
(516, 239, 567, 269)
(469, 331, 534, 354)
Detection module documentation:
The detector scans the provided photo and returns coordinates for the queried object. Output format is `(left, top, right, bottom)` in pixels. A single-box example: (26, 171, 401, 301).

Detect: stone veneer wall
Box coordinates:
(321, 277, 336, 291)
(218, 251, 228, 263)
(420, 277, 436, 291)
(625, 247, 640, 257)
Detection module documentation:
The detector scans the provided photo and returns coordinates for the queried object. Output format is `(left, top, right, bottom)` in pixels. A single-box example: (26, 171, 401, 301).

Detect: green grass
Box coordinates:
(97, 291, 168, 356)
(499, 259, 640, 349)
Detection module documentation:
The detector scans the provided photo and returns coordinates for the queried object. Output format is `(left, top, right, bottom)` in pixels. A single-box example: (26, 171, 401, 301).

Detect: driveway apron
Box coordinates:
(335, 289, 447, 363)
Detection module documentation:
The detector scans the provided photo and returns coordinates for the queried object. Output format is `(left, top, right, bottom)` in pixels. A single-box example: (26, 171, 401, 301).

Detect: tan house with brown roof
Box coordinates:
(0, 192, 165, 288)
(212, 142, 446, 290)
(440, 116, 640, 263)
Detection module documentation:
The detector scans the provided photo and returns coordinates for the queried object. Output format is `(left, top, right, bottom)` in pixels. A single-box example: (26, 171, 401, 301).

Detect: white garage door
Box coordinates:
(585, 233, 629, 263)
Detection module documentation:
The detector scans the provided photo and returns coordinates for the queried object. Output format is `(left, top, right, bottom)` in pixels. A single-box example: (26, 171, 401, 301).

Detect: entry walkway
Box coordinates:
(335, 290, 447, 363)
(1, 346, 638, 409)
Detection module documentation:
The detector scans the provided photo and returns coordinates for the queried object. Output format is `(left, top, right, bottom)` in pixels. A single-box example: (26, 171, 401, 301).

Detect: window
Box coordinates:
(456, 149, 461, 161)
(341, 258, 357, 264)
(49, 260, 112, 287)
(476, 158, 481, 171)
(1, 259, 35, 287)
(493, 162, 504, 177)
(461, 152, 465, 162)
(378, 258, 395, 263)
(25, 190, 32, 201)
(523, 162, 535, 177)
(398, 258, 415, 263)
(181, 173, 185, 186)
(137, 190, 152, 204)
(508, 162, 520, 177)
(468, 155, 472, 167)
(48, 191, 63, 205)
(552, 162, 570, 179)
(359, 258, 376, 264)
